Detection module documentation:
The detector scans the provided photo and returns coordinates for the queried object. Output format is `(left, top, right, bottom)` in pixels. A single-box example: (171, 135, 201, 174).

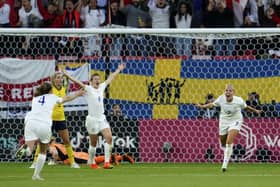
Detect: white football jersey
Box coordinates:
(84, 83, 107, 121)
(25, 94, 62, 126)
(213, 95, 247, 123)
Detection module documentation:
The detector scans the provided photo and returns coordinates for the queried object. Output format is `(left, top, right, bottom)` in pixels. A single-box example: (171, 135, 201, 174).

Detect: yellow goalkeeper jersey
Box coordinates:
(52, 86, 66, 121)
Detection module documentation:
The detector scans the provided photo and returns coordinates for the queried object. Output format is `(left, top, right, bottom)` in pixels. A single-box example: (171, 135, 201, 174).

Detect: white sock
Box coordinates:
(222, 144, 233, 169)
(33, 154, 46, 177)
(88, 146, 96, 164)
(104, 143, 112, 163)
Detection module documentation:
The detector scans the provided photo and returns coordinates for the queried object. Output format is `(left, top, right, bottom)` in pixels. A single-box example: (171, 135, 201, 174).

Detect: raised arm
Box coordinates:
(196, 102, 215, 109)
(245, 105, 262, 115)
(105, 63, 125, 85)
(119, 0, 125, 9)
(62, 69, 86, 89)
(61, 89, 85, 103)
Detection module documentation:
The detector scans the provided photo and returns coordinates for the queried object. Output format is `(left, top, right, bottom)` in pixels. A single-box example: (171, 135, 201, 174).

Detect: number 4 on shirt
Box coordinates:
(38, 96, 45, 105)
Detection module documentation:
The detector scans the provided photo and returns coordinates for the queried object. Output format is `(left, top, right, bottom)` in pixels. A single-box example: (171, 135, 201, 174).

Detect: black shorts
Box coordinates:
(52, 121, 67, 132)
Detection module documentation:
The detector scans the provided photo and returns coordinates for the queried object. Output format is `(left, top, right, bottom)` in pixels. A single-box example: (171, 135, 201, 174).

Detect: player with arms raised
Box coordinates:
(31, 71, 80, 169)
(196, 84, 262, 172)
(63, 63, 125, 169)
(16, 82, 84, 180)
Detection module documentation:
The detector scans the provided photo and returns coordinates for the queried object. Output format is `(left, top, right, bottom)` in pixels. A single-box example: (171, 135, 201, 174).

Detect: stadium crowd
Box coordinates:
(0, 0, 280, 28)
(0, 0, 280, 58)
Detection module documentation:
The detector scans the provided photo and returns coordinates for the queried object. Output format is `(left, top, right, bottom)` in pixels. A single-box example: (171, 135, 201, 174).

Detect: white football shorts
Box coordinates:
(24, 119, 52, 144)
(219, 120, 243, 136)
(85, 115, 110, 134)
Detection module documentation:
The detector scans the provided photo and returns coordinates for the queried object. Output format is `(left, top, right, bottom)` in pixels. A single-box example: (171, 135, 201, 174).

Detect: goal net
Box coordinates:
(0, 28, 279, 163)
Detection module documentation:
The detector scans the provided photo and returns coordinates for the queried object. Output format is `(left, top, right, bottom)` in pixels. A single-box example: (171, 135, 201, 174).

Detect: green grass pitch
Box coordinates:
(0, 163, 279, 187)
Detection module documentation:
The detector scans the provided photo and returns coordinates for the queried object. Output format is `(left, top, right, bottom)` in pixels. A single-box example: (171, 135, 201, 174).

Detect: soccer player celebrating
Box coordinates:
(16, 82, 83, 180)
(63, 63, 125, 169)
(196, 84, 262, 172)
(31, 71, 80, 169)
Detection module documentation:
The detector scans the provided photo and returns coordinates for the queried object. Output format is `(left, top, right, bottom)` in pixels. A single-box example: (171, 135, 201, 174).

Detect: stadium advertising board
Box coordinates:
(139, 118, 280, 162)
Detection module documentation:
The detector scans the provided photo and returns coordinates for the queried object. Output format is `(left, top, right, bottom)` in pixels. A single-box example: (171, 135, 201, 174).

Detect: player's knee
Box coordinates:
(105, 136, 112, 144)
(226, 140, 234, 145)
(91, 142, 97, 147)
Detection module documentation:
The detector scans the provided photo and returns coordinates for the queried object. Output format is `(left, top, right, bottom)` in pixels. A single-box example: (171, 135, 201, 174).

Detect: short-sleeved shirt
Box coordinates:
(18, 7, 42, 27)
(0, 4, 10, 24)
(84, 83, 107, 121)
(25, 94, 62, 127)
(120, 4, 151, 28)
(213, 95, 247, 123)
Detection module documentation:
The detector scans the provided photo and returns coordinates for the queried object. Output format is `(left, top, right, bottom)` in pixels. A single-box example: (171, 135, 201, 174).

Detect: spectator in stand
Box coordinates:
(0, 0, 11, 27)
(78, 0, 105, 28)
(259, 2, 280, 27)
(232, 0, 246, 27)
(147, 0, 174, 57)
(233, 0, 258, 27)
(54, 0, 83, 59)
(148, 0, 170, 28)
(109, 0, 126, 26)
(6, 0, 21, 27)
(271, 0, 280, 17)
(96, 0, 108, 16)
(258, 0, 280, 27)
(16, 0, 43, 57)
(170, 0, 192, 56)
(191, 0, 203, 27)
(119, 0, 151, 56)
(108, 104, 128, 120)
(78, 0, 105, 27)
(62, 0, 81, 28)
(122, 0, 131, 5)
(202, 0, 235, 56)
(17, 0, 43, 27)
(27, 0, 39, 9)
(119, 0, 151, 28)
(77, 0, 89, 25)
(202, 0, 234, 28)
(37, 0, 63, 28)
(78, 0, 105, 56)
(110, 104, 123, 117)
(169, 0, 179, 19)
(170, 0, 192, 28)
(108, 0, 126, 56)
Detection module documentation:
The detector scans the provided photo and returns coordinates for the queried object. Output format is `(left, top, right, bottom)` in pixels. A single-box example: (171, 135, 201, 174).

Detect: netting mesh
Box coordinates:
(0, 29, 279, 163)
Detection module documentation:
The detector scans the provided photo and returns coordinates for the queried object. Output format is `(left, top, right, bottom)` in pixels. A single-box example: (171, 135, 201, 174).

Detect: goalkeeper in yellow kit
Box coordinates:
(31, 71, 80, 169)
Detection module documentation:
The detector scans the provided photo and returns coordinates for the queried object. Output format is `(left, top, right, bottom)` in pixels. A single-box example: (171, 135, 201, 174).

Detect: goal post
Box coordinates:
(0, 28, 279, 163)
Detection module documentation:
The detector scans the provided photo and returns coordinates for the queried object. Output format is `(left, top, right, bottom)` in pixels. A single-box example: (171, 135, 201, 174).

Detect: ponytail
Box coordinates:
(34, 82, 52, 97)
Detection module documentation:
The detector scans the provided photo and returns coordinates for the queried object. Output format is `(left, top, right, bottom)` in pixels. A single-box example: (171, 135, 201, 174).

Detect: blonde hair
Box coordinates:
(51, 71, 65, 88)
(225, 83, 234, 89)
